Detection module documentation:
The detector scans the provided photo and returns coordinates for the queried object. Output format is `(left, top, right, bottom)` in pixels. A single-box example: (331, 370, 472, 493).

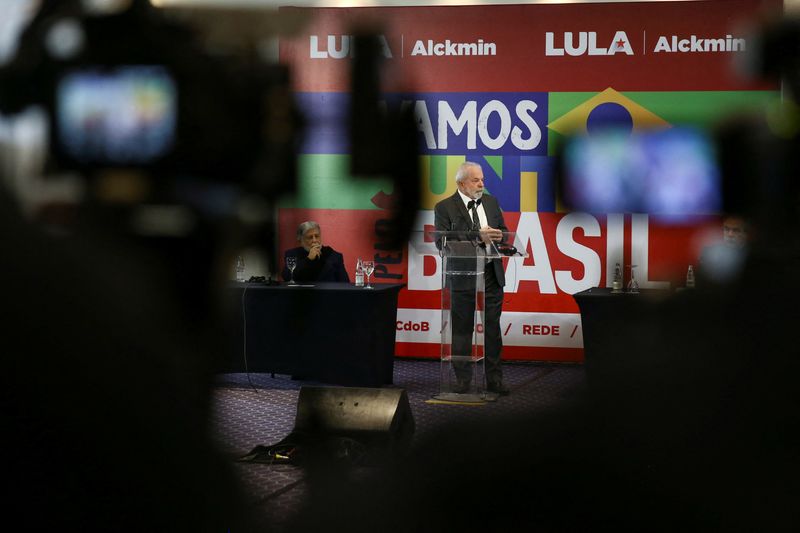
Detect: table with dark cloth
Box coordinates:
(572, 287, 675, 392)
(222, 282, 404, 387)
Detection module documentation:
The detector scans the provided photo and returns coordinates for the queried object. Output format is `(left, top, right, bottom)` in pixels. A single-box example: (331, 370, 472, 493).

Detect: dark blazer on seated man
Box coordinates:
(282, 221, 350, 283)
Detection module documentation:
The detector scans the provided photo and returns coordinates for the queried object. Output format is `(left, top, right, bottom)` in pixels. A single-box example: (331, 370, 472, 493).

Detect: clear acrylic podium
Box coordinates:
(410, 229, 525, 403)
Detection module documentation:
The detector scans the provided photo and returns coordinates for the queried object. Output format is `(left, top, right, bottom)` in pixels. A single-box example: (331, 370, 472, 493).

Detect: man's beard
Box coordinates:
(473, 190, 484, 200)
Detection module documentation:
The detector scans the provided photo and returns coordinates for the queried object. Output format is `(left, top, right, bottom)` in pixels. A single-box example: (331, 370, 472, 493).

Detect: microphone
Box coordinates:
(497, 244, 520, 256)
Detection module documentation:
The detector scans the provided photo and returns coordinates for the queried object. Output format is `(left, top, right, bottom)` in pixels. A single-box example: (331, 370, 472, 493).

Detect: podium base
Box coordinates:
(431, 391, 499, 404)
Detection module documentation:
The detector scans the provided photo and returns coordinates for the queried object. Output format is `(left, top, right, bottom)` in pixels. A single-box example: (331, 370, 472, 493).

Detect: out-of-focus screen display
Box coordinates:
(562, 127, 722, 219)
(55, 65, 177, 166)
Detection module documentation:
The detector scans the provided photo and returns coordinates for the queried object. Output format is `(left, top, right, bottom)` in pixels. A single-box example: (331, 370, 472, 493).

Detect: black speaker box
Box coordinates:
(241, 386, 415, 465)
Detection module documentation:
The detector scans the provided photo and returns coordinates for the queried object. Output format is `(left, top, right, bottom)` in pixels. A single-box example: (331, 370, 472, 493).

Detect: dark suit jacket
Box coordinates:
(434, 192, 508, 287)
(282, 246, 350, 283)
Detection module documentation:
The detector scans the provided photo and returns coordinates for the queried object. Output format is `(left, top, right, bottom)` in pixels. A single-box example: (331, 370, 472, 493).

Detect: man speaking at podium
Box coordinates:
(434, 161, 509, 395)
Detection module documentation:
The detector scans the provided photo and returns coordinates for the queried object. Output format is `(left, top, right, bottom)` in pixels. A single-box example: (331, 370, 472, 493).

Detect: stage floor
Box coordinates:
(212, 359, 587, 531)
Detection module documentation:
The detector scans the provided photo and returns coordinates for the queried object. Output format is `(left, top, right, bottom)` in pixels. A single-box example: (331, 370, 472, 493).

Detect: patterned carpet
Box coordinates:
(212, 359, 586, 531)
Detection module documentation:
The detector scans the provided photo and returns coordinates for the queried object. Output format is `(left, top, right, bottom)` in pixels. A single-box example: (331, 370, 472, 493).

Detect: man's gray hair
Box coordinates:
(296, 220, 320, 240)
(455, 161, 482, 183)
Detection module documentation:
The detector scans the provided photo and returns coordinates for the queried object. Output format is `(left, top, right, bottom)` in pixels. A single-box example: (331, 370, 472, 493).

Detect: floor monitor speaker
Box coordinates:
(241, 386, 415, 465)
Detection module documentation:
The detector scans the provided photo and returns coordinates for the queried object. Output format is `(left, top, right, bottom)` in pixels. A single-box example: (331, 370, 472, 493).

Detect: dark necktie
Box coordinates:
(467, 199, 481, 230)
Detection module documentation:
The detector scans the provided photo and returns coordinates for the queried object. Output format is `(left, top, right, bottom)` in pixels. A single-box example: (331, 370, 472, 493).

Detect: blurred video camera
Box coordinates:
(0, 0, 300, 201)
(558, 126, 722, 223)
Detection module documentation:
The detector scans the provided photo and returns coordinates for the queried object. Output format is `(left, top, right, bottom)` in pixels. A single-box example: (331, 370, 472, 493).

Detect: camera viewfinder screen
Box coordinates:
(56, 66, 177, 165)
(563, 127, 722, 219)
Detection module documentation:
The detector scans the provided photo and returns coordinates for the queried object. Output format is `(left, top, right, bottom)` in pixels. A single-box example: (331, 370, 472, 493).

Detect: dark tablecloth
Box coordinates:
(222, 282, 404, 387)
(573, 287, 674, 390)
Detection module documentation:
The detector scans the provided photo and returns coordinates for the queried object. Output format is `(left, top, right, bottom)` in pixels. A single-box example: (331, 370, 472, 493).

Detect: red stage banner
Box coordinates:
(280, 0, 780, 92)
(277, 0, 781, 362)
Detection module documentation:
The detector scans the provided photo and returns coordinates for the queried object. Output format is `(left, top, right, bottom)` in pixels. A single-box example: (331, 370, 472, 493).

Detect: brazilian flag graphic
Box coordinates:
(545, 88, 672, 212)
(549, 87, 670, 138)
(542, 87, 777, 212)
(547, 88, 777, 156)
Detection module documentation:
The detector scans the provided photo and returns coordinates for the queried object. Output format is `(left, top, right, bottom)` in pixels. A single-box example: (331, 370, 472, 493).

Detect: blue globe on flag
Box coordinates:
(586, 102, 634, 135)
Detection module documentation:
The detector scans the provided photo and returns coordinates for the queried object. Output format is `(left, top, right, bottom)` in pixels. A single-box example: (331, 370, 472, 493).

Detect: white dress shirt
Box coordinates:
(457, 189, 488, 228)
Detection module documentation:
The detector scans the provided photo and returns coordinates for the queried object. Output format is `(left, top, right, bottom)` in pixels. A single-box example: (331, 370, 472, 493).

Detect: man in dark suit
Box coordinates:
(282, 221, 350, 283)
(434, 161, 509, 395)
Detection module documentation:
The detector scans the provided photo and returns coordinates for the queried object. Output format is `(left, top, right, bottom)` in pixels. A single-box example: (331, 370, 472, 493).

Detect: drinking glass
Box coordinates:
(626, 264, 639, 294)
(362, 260, 375, 289)
(286, 256, 297, 284)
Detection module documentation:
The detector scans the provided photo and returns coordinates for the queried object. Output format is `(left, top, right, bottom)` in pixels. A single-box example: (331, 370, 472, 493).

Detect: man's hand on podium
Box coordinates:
(479, 226, 503, 245)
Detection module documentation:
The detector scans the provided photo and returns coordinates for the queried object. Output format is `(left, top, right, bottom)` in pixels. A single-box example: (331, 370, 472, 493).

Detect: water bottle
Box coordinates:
(611, 262, 623, 293)
(355, 258, 364, 287)
(686, 264, 695, 289)
(235, 255, 246, 282)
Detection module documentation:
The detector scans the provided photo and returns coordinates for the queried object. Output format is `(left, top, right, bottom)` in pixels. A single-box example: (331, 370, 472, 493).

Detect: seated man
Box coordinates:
(698, 214, 750, 285)
(282, 221, 350, 283)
